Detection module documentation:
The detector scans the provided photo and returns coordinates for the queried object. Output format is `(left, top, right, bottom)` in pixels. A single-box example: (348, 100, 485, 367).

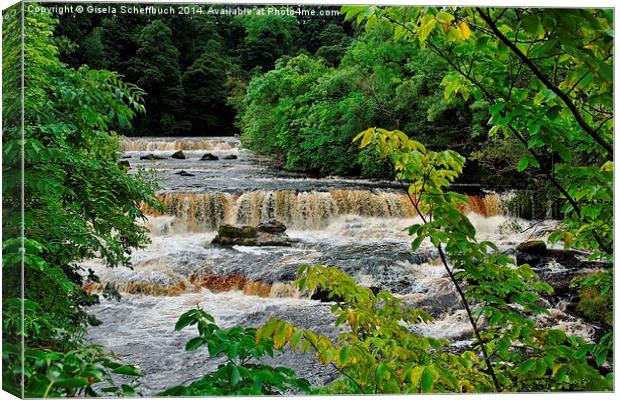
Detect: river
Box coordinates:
(83, 137, 596, 394)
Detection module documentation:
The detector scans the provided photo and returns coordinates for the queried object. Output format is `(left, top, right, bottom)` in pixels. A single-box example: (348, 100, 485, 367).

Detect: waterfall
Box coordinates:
(85, 272, 303, 299)
(139, 190, 507, 232)
(121, 137, 238, 151)
(140, 192, 236, 230)
(461, 193, 504, 217)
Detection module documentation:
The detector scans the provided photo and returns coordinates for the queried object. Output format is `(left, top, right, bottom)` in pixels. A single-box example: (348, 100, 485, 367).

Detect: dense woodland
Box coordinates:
(54, 5, 509, 186)
(54, 5, 353, 137)
(2, 3, 614, 397)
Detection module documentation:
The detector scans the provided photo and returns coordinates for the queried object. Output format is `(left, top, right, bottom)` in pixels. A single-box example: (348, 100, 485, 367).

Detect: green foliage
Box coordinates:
(258, 265, 495, 394)
(314, 23, 352, 66)
(353, 129, 611, 392)
(55, 8, 351, 137)
(236, 13, 301, 72)
(258, 128, 612, 393)
(239, 25, 475, 178)
(2, 4, 158, 396)
(160, 309, 310, 396)
(342, 6, 613, 260)
(182, 40, 236, 134)
(128, 20, 187, 134)
(3, 343, 142, 397)
(80, 27, 108, 70)
(339, 7, 613, 390)
(571, 272, 613, 329)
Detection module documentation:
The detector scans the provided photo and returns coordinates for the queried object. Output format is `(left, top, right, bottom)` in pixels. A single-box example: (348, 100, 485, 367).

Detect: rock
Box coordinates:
(223, 154, 238, 160)
(140, 154, 167, 160)
(253, 233, 298, 246)
(515, 240, 612, 297)
(257, 219, 287, 234)
(117, 160, 130, 169)
(171, 150, 186, 159)
(534, 264, 578, 294)
(218, 225, 257, 239)
(311, 288, 344, 303)
(201, 153, 219, 161)
(175, 170, 195, 177)
(517, 245, 580, 270)
(212, 223, 297, 247)
(121, 155, 132, 159)
(516, 240, 547, 253)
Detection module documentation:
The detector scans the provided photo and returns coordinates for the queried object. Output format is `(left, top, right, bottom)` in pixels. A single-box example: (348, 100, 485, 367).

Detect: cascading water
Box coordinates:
(121, 137, 238, 151)
(139, 190, 506, 231)
(85, 137, 589, 394)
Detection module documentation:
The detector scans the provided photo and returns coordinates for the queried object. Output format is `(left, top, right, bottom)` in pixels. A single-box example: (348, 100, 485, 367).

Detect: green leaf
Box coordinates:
(54, 378, 90, 388)
(175, 311, 198, 331)
(376, 363, 387, 380)
(519, 358, 536, 373)
(185, 337, 205, 351)
(489, 103, 505, 114)
(230, 364, 241, 385)
(421, 367, 434, 392)
(595, 350, 608, 366)
(112, 365, 144, 377)
(339, 346, 350, 365)
(436, 12, 454, 23)
(599, 61, 612, 81)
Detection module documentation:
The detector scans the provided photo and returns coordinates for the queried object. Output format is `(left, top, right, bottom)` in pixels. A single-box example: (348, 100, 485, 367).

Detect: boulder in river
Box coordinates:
(171, 150, 186, 159)
(223, 154, 238, 160)
(140, 154, 167, 160)
(212, 221, 297, 247)
(257, 219, 287, 234)
(515, 240, 612, 295)
(175, 170, 195, 177)
(201, 153, 219, 161)
(517, 240, 584, 270)
(516, 240, 547, 254)
(117, 160, 130, 169)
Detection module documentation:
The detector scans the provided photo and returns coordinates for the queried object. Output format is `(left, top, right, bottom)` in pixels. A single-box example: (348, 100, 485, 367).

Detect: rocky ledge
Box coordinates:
(212, 220, 298, 247)
(516, 240, 611, 294)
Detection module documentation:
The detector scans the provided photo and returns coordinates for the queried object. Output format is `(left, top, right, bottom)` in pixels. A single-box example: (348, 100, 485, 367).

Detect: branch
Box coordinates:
(302, 332, 366, 393)
(476, 7, 613, 159)
(507, 126, 612, 255)
(382, 13, 495, 102)
(397, 179, 502, 392)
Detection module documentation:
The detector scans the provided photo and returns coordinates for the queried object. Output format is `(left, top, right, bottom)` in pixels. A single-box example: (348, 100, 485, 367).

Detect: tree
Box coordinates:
(315, 23, 351, 66)
(160, 309, 310, 396)
(2, 4, 157, 396)
(339, 3, 613, 385)
(80, 27, 108, 69)
(239, 24, 476, 178)
(297, 6, 355, 54)
(342, 6, 613, 259)
(182, 40, 236, 134)
(236, 13, 301, 72)
(128, 20, 187, 135)
(256, 128, 612, 393)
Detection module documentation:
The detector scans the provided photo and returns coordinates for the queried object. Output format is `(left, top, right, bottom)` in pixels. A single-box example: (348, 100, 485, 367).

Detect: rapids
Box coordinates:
(85, 137, 594, 394)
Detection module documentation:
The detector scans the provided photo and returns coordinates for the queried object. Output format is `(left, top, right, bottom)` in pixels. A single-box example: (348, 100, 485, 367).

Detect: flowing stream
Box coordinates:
(85, 137, 595, 394)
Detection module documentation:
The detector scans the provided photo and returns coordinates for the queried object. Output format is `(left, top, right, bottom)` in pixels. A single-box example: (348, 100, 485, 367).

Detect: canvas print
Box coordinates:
(2, 1, 614, 397)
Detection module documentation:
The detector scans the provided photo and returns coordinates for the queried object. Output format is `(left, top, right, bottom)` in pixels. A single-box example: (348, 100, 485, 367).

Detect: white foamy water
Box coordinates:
(85, 137, 588, 395)
(121, 136, 239, 151)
